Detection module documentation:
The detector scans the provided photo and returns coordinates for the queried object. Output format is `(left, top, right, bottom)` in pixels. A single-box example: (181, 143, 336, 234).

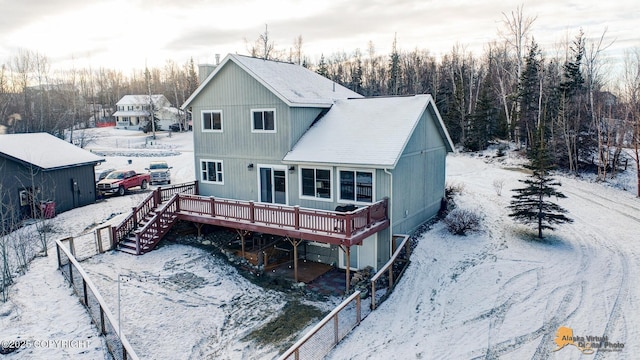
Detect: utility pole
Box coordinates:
(145, 63, 156, 139)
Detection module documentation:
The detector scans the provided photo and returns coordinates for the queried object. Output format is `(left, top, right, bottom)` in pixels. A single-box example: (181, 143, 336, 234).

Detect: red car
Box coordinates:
(96, 170, 150, 196)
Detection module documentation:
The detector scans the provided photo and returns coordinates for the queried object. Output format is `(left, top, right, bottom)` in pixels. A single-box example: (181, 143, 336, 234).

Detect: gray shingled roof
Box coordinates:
(283, 95, 454, 168)
(182, 54, 362, 109)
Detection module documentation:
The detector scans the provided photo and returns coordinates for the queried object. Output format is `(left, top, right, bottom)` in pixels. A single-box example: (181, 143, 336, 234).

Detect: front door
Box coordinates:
(259, 166, 287, 204)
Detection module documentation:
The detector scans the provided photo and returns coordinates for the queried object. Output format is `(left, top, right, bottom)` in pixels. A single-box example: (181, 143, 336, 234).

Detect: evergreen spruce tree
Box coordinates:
(316, 55, 329, 78)
(517, 41, 542, 149)
(509, 126, 573, 238)
(466, 74, 498, 151)
(388, 35, 401, 95)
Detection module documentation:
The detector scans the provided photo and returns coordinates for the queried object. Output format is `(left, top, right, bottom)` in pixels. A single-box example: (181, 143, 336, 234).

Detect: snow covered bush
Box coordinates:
(443, 208, 483, 236)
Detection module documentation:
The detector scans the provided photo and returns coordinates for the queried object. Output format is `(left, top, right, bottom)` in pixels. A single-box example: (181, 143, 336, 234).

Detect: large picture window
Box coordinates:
(202, 111, 222, 132)
(201, 160, 224, 184)
(300, 168, 332, 200)
(252, 109, 275, 132)
(339, 170, 373, 203)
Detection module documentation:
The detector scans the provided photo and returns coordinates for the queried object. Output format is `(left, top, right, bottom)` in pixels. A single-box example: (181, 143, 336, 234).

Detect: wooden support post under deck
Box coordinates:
(235, 230, 250, 259)
(286, 237, 302, 283)
(338, 244, 352, 293)
(345, 246, 351, 292)
(195, 223, 203, 238)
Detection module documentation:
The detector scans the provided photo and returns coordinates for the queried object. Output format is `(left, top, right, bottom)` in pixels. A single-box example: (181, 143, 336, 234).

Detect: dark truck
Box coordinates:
(96, 170, 150, 196)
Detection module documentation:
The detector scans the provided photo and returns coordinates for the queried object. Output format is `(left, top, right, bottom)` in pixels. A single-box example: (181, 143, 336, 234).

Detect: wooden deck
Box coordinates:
(174, 194, 390, 247)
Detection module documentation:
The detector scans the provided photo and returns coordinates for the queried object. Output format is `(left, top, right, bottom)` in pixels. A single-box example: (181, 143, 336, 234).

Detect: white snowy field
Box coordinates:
(328, 151, 640, 360)
(2, 127, 640, 359)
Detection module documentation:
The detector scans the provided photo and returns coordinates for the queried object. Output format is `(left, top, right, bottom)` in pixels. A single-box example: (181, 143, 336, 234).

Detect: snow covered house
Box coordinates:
(113, 94, 183, 131)
(0, 133, 103, 231)
(179, 54, 454, 277)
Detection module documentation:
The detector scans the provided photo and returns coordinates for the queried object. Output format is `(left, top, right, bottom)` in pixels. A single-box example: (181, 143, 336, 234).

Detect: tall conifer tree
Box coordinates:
(509, 125, 573, 238)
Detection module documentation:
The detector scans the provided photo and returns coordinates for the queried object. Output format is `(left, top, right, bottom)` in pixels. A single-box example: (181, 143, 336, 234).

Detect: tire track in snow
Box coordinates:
(557, 188, 632, 359)
(480, 219, 592, 359)
(593, 251, 629, 360)
(563, 187, 640, 223)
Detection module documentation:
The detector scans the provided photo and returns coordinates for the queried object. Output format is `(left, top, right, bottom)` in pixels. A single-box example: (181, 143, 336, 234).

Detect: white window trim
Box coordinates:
(251, 108, 277, 133)
(257, 164, 289, 205)
(337, 168, 375, 204)
(201, 110, 223, 133)
(299, 166, 333, 202)
(200, 159, 224, 185)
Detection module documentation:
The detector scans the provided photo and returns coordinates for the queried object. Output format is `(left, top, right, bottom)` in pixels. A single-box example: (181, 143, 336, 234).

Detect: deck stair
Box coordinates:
(111, 182, 198, 255)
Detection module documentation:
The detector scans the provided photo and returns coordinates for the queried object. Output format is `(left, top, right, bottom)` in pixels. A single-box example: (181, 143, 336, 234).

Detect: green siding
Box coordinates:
(188, 60, 450, 271)
(190, 62, 325, 202)
(391, 110, 448, 234)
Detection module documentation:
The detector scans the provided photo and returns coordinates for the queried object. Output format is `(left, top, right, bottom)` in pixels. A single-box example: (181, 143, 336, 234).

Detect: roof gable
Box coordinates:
(117, 95, 169, 106)
(283, 95, 454, 168)
(182, 54, 362, 109)
(0, 133, 103, 170)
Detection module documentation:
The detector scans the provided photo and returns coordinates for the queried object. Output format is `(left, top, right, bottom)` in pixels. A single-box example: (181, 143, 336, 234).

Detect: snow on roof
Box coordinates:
(116, 94, 167, 106)
(112, 110, 150, 117)
(0, 133, 103, 170)
(283, 95, 449, 168)
(183, 54, 362, 109)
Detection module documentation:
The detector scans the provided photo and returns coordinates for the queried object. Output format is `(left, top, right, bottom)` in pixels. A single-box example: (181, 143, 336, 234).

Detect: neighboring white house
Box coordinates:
(113, 95, 183, 131)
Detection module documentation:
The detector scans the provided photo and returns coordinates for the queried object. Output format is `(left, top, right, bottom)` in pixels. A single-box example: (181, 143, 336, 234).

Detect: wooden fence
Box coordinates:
(55, 238, 139, 360)
(278, 291, 363, 360)
(278, 234, 412, 360)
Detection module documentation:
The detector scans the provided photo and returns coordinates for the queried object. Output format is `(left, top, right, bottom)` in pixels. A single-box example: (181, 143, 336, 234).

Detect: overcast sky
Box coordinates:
(0, 0, 638, 72)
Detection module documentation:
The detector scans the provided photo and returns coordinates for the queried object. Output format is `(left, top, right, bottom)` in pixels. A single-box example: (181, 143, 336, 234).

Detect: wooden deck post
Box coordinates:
(249, 201, 255, 223)
(154, 188, 161, 205)
(210, 197, 216, 216)
(111, 226, 118, 250)
(293, 239, 299, 282)
(286, 237, 301, 283)
(345, 214, 352, 237)
(345, 246, 351, 292)
(96, 229, 103, 253)
(294, 206, 300, 229)
(135, 233, 141, 255)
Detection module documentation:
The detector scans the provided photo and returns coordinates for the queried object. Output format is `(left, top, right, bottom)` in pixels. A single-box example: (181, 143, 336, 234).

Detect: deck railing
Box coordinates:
(157, 181, 198, 202)
(112, 191, 157, 248)
(133, 194, 180, 254)
(177, 194, 388, 239)
(111, 181, 198, 247)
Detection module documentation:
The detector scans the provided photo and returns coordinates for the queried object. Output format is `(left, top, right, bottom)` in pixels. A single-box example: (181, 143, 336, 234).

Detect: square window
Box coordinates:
(300, 168, 332, 199)
(252, 109, 276, 132)
(201, 160, 224, 184)
(339, 170, 373, 203)
(202, 111, 222, 131)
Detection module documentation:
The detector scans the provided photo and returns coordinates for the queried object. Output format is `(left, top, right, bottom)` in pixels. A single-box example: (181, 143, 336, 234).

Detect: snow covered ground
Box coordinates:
(2, 127, 639, 359)
(328, 151, 639, 360)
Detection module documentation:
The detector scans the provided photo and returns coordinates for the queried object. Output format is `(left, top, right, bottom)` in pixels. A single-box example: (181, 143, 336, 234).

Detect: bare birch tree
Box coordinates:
(622, 49, 640, 196)
(498, 5, 537, 141)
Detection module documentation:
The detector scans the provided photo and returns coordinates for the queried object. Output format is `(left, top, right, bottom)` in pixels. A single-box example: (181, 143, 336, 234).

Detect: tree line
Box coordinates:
(0, 52, 199, 138)
(1, 7, 639, 192)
